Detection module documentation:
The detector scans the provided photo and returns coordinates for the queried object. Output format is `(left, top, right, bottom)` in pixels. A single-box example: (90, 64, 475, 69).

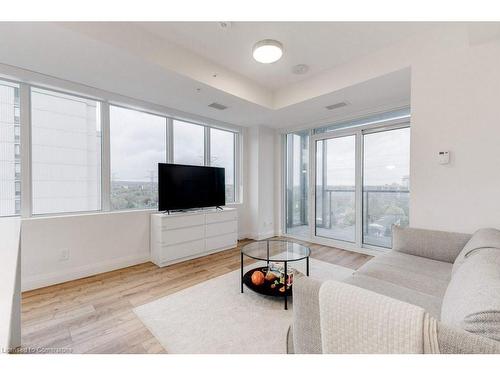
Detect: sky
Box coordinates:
(110, 107, 234, 184)
(293, 127, 410, 187)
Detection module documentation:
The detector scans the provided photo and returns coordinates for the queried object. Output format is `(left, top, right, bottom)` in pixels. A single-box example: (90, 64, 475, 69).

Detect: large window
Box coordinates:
(285, 110, 410, 250)
(31, 88, 101, 214)
(363, 127, 410, 247)
(1, 77, 241, 217)
(110, 106, 166, 210)
(210, 128, 236, 203)
(285, 130, 309, 236)
(173, 120, 204, 166)
(0, 81, 21, 216)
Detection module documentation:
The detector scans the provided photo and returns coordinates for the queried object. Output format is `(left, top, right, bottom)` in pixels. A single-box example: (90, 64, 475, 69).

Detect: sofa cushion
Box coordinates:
(346, 274, 443, 318)
(452, 228, 500, 275)
(346, 251, 453, 318)
(355, 251, 452, 297)
(392, 226, 471, 263)
(441, 249, 500, 341)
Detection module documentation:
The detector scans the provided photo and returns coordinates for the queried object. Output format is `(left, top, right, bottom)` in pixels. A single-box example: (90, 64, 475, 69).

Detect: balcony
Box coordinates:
(286, 188, 410, 249)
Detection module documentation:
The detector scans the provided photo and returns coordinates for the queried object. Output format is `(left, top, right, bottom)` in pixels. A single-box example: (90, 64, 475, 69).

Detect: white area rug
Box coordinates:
(133, 259, 353, 354)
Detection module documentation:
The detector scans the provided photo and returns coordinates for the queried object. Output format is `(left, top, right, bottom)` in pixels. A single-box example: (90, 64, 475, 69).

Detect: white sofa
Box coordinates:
(288, 226, 500, 354)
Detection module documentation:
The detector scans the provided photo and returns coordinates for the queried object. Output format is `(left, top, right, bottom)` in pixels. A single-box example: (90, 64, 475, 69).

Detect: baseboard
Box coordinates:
(22, 253, 151, 292)
(246, 231, 276, 241)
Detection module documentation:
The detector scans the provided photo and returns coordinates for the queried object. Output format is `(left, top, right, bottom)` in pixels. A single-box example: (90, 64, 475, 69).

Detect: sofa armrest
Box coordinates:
(392, 226, 471, 263)
(292, 276, 323, 354)
(437, 322, 500, 354)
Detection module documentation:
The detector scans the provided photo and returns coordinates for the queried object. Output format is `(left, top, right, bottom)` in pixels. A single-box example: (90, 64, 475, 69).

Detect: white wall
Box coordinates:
(410, 39, 500, 233)
(0, 218, 21, 351)
(21, 211, 150, 291)
(21, 203, 249, 291)
(246, 125, 276, 239)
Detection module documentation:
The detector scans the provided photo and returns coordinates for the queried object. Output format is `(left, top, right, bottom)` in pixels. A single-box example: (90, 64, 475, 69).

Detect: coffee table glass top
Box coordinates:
(241, 240, 310, 262)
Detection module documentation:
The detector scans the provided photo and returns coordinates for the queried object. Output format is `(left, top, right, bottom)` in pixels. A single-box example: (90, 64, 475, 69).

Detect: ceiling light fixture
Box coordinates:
(252, 39, 283, 64)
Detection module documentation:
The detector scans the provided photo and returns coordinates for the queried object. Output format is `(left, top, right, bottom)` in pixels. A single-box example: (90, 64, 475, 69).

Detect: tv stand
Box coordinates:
(151, 207, 238, 267)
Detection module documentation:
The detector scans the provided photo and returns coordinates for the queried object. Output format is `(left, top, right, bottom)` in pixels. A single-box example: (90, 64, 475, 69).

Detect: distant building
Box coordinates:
(0, 83, 21, 216)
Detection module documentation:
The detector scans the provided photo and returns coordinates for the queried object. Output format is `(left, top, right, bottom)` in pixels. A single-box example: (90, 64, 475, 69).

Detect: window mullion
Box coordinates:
(166, 118, 173, 163)
(101, 102, 111, 211)
(205, 126, 210, 166)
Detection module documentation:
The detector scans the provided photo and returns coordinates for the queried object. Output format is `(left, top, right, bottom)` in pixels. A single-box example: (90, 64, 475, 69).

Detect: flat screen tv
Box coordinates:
(158, 163, 225, 211)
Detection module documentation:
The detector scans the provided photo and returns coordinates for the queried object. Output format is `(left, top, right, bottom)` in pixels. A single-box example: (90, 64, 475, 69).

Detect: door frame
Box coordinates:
(309, 119, 410, 253)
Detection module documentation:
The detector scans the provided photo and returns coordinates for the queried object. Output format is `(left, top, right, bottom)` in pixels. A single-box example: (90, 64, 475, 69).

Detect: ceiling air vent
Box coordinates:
(208, 102, 228, 110)
(325, 101, 348, 110)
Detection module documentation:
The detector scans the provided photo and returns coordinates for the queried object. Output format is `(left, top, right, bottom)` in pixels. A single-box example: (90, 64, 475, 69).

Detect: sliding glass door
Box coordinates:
(315, 135, 356, 242)
(310, 124, 410, 250)
(363, 127, 410, 247)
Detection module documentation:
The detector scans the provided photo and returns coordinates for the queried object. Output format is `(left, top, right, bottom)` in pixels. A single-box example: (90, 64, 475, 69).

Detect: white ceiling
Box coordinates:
(137, 22, 429, 91)
(2, 22, 469, 129)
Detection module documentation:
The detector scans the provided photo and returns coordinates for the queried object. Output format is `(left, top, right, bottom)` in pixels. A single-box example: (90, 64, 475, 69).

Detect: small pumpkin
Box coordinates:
(251, 270, 265, 286)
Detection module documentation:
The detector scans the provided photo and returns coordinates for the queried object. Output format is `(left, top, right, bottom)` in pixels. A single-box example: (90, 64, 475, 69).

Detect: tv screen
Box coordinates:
(158, 163, 225, 211)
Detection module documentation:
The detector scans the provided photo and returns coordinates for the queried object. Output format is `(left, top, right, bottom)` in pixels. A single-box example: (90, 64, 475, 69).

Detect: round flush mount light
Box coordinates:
(252, 39, 283, 64)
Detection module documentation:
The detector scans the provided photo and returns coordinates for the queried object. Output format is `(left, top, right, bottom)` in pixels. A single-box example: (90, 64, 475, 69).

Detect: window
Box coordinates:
(0, 81, 21, 216)
(285, 131, 309, 236)
(363, 127, 410, 248)
(3, 77, 241, 216)
(31, 88, 101, 214)
(286, 109, 410, 250)
(210, 128, 236, 203)
(110, 106, 166, 210)
(173, 120, 204, 166)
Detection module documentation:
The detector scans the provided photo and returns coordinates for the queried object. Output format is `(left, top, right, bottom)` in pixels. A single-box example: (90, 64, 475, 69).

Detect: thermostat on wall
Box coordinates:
(438, 151, 450, 165)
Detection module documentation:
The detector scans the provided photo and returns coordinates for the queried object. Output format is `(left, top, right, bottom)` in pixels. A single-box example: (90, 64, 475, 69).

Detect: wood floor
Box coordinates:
(21, 238, 371, 354)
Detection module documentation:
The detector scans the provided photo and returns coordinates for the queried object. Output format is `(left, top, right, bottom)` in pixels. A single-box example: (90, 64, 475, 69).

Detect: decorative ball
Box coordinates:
(251, 270, 265, 286)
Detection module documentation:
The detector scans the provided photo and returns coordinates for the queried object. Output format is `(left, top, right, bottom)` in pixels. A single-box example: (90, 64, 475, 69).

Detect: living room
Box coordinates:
(1, 1, 500, 373)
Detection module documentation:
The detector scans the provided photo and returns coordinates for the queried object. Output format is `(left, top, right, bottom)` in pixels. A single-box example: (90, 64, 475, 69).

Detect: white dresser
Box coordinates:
(150, 208, 238, 267)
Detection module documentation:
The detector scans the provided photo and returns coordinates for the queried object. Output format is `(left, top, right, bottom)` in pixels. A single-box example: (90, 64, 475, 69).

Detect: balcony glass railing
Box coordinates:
(288, 188, 409, 248)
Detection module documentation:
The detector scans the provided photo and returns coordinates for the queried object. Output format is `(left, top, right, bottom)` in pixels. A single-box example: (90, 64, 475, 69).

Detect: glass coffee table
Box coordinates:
(240, 240, 311, 310)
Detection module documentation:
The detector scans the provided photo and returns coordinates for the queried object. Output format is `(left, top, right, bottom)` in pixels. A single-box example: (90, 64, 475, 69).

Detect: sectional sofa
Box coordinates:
(288, 226, 500, 353)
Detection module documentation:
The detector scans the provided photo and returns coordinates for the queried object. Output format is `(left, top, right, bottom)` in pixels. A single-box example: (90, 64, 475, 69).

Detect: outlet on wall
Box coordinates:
(59, 249, 70, 262)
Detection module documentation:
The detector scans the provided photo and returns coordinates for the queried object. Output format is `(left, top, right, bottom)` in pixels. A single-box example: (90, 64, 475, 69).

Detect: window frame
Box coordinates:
(0, 73, 243, 218)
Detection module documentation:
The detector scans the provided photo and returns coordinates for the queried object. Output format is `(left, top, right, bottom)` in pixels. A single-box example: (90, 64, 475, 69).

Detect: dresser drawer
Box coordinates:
(160, 240, 205, 263)
(205, 209, 237, 224)
(205, 233, 237, 251)
(158, 213, 205, 230)
(206, 220, 237, 238)
(161, 225, 205, 246)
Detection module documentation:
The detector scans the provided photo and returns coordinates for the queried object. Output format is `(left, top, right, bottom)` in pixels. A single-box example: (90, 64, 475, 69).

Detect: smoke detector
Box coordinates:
(325, 102, 349, 110)
(208, 102, 228, 110)
(292, 64, 310, 75)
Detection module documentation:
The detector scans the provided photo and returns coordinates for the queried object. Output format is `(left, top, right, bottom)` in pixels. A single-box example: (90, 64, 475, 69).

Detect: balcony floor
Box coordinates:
(286, 224, 391, 248)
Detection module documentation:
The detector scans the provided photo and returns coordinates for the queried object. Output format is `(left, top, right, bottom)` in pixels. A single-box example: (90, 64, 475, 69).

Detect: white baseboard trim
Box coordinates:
(246, 231, 276, 241)
(238, 233, 252, 240)
(22, 253, 151, 292)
